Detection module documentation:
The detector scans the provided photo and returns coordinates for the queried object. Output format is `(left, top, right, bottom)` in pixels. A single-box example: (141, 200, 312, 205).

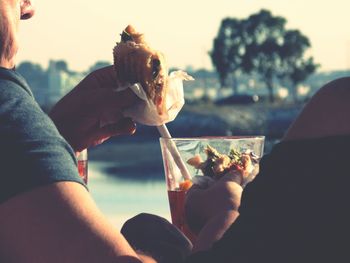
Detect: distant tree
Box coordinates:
(211, 9, 318, 103)
(210, 21, 231, 89)
(210, 18, 244, 92)
(279, 30, 319, 102)
(193, 68, 213, 78)
(240, 9, 288, 102)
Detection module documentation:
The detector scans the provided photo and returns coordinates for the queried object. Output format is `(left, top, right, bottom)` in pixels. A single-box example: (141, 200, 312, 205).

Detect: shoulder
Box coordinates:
(0, 67, 63, 142)
(0, 69, 83, 204)
(323, 76, 350, 88)
(310, 76, 350, 99)
(0, 67, 33, 97)
(0, 70, 64, 149)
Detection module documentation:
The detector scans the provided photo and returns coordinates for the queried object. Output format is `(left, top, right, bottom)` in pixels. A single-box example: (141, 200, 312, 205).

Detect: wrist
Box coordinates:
(193, 210, 239, 253)
(136, 251, 157, 263)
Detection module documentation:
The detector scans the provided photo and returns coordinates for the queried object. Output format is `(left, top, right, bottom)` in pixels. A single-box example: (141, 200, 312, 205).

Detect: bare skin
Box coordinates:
(185, 172, 243, 252)
(49, 66, 138, 152)
(0, 182, 144, 262)
(0, 1, 156, 262)
(284, 77, 350, 141)
(0, 0, 34, 68)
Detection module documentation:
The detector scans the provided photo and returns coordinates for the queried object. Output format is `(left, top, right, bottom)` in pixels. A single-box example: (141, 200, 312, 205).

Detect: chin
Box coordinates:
(0, 57, 16, 69)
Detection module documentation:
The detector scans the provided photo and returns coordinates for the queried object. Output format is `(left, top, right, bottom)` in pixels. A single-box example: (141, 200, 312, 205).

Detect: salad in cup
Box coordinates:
(187, 145, 260, 187)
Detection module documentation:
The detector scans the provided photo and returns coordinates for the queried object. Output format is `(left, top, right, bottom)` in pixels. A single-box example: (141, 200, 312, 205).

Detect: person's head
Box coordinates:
(0, 0, 35, 69)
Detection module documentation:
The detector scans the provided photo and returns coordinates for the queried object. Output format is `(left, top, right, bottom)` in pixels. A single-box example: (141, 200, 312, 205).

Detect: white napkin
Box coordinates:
(102, 70, 194, 181)
(117, 70, 194, 126)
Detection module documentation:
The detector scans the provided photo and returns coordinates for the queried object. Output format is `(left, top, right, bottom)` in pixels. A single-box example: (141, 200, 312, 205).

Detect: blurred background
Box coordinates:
(16, 0, 350, 229)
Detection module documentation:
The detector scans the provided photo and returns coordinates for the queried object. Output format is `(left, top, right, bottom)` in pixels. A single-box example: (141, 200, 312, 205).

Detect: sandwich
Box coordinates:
(113, 25, 168, 115)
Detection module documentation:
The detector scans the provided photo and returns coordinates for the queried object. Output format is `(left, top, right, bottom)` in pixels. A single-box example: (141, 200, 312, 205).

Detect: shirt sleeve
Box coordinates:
(0, 77, 86, 204)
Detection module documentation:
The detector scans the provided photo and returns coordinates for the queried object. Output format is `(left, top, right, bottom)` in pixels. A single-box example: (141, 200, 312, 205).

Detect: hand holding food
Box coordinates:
(113, 25, 193, 126)
(182, 144, 260, 235)
(185, 172, 243, 234)
(50, 66, 137, 152)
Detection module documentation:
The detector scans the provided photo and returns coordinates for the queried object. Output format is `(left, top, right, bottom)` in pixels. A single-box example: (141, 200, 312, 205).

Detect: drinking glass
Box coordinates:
(159, 136, 265, 242)
(77, 149, 88, 184)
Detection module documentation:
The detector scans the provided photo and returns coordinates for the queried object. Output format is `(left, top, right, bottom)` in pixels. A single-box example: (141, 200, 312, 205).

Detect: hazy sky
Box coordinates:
(16, 0, 350, 72)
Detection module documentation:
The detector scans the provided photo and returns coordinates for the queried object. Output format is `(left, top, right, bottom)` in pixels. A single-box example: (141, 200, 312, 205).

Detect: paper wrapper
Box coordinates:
(117, 70, 193, 126)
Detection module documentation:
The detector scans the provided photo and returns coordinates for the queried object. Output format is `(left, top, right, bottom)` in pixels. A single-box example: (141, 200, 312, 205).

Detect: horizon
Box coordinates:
(16, 58, 350, 75)
(16, 0, 350, 73)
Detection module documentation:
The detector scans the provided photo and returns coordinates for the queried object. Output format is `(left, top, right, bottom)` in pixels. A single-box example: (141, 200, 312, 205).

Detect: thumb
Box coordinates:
(99, 117, 136, 137)
(219, 170, 243, 186)
(89, 118, 136, 147)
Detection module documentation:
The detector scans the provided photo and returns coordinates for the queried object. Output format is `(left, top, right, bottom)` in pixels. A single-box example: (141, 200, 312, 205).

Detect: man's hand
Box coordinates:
(49, 66, 138, 152)
(185, 172, 243, 235)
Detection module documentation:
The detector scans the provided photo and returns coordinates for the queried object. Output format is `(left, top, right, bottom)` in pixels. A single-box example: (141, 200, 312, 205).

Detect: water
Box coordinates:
(88, 161, 171, 230)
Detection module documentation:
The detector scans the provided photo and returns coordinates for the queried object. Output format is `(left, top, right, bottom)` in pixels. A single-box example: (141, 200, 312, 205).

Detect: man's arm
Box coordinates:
(192, 210, 239, 253)
(185, 175, 243, 253)
(0, 181, 153, 263)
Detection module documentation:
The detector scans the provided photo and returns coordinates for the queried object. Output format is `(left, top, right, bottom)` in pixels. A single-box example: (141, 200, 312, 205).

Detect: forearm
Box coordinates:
(136, 251, 158, 263)
(0, 182, 144, 263)
(192, 210, 239, 253)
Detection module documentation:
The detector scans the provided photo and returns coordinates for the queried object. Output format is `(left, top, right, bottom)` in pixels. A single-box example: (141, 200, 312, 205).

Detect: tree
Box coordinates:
(210, 18, 244, 92)
(240, 9, 287, 102)
(210, 9, 318, 103)
(279, 30, 319, 102)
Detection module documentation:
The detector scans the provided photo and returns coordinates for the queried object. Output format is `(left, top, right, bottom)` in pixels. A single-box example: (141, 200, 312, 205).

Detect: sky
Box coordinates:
(16, 0, 350, 73)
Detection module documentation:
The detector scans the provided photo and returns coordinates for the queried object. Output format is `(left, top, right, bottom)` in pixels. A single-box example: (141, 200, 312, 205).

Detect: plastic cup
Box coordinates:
(77, 149, 88, 184)
(159, 136, 265, 242)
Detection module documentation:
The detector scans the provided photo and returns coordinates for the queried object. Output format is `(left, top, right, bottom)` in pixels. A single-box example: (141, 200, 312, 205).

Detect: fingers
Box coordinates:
(219, 170, 243, 186)
(82, 65, 118, 90)
(91, 65, 119, 89)
(59, 66, 139, 118)
(189, 172, 242, 193)
(99, 117, 136, 137)
(190, 176, 215, 191)
(107, 88, 139, 109)
(81, 88, 139, 114)
(88, 118, 136, 147)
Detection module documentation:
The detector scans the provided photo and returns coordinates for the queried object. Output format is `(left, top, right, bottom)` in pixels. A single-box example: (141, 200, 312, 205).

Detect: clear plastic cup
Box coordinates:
(159, 136, 265, 242)
(77, 149, 88, 184)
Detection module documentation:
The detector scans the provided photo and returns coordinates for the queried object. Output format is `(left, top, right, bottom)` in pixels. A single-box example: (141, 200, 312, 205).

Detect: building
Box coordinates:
(46, 60, 84, 107)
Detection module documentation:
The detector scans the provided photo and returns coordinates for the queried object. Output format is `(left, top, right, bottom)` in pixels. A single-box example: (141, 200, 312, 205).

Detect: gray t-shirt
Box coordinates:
(0, 67, 85, 203)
